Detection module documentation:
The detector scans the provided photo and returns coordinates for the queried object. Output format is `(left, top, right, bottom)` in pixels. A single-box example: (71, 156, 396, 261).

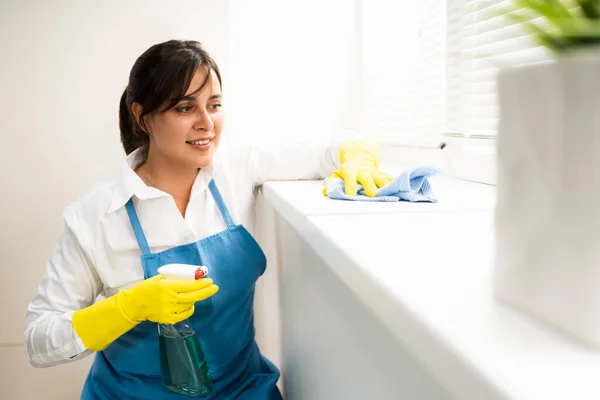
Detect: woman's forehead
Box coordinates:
(184, 68, 221, 98)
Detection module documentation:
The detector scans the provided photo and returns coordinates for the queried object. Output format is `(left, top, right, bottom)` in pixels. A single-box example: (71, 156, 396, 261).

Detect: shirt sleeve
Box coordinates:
(24, 213, 102, 368)
(243, 130, 360, 187)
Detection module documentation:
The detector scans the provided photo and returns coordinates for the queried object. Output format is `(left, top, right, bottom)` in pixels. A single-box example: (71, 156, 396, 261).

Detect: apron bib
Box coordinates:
(81, 180, 282, 400)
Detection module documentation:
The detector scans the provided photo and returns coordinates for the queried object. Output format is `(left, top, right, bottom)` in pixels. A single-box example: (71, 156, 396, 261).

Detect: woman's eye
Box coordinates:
(176, 105, 193, 113)
(210, 103, 222, 110)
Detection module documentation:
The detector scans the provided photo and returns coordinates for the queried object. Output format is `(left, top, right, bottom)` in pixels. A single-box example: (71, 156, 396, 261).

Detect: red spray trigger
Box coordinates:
(194, 266, 208, 280)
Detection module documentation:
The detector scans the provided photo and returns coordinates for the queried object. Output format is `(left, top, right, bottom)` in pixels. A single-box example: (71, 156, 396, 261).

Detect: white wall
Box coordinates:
(227, 2, 360, 394)
(0, 1, 229, 398)
(361, 0, 446, 145)
(225, 0, 360, 144)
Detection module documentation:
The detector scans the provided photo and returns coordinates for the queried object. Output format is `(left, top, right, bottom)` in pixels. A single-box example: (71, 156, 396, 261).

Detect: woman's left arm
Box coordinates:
(245, 131, 351, 185)
(242, 131, 391, 196)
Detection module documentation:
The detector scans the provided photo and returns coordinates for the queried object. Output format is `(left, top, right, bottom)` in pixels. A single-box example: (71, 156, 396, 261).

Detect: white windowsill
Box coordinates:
(379, 135, 497, 185)
(262, 177, 600, 400)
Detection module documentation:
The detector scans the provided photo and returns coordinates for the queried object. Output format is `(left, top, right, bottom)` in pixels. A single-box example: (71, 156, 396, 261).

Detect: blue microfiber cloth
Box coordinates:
(324, 166, 439, 202)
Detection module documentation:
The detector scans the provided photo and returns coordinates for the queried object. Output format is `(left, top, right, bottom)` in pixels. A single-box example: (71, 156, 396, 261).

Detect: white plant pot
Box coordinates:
(493, 47, 600, 348)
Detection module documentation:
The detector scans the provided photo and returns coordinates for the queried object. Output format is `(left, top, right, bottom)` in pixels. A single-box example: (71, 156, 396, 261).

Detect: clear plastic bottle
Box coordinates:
(157, 264, 213, 397)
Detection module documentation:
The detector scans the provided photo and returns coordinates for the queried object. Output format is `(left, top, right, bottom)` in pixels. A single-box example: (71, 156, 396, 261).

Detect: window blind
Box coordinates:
(446, 0, 552, 137)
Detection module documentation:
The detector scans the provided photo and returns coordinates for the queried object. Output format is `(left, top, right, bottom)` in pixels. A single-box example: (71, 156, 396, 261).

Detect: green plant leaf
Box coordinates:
(505, 10, 571, 51)
(547, 0, 576, 18)
(578, 0, 600, 19)
(498, 0, 600, 52)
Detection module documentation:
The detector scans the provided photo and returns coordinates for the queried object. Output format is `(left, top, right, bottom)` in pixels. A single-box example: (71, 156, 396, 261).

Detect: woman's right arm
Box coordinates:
(24, 224, 102, 368)
(25, 215, 219, 368)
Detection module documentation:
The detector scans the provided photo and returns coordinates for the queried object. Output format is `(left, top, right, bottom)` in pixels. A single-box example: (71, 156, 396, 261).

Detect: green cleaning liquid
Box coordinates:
(158, 327, 213, 397)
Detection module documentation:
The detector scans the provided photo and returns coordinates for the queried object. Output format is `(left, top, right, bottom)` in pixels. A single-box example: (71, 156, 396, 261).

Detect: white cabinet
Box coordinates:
(274, 215, 453, 400)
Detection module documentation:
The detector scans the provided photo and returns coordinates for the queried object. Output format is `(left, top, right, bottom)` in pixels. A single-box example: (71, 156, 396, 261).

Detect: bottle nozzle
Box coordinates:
(157, 264, 208, 281)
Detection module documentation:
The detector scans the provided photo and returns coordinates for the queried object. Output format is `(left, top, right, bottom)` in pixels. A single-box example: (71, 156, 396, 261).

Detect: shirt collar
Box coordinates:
(107, 147, 217, 213)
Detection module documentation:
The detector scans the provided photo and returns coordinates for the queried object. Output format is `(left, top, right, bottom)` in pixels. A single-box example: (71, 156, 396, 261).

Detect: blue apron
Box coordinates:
(81, 180, 283, 400)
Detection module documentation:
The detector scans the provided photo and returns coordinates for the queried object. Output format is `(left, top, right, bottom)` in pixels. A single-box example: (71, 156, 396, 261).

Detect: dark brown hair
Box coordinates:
(119, 40, 222, 156)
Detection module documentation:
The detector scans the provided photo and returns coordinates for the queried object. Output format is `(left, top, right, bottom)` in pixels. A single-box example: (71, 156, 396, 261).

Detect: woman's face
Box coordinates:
(143, 68, 224, 169)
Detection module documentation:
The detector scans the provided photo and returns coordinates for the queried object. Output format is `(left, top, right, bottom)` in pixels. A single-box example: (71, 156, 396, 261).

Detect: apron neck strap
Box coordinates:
(124, 180, 235, 256)
(125, 199, 151, 255)
(208, 179, 235, 228)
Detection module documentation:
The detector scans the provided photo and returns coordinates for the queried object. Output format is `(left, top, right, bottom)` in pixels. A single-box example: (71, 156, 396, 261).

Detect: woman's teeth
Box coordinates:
(187, 139, 211, 145)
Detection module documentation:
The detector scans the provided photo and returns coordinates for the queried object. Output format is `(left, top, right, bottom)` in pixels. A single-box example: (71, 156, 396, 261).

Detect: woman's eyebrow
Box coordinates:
(180, 93, 222, 102)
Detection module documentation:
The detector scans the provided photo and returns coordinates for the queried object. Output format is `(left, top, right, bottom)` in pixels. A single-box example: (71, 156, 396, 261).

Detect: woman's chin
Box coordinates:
(190, 152, 216, 169)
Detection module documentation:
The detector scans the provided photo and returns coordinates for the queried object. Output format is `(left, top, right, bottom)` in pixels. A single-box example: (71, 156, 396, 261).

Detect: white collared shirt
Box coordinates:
(24, 135, 346, 367)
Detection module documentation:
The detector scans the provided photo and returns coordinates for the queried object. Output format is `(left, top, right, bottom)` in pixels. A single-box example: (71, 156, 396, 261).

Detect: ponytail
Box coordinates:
(119, 88, 149, 156)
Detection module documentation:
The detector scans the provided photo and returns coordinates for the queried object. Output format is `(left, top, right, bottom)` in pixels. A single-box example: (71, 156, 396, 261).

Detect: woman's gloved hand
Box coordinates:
(324, 138, 393, 197)
(72, 275, 218, 352)
(119, 275, 218, 324)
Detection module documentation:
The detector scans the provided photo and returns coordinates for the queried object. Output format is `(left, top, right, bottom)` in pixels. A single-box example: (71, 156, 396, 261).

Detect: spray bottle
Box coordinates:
(156, 264, 213, 397)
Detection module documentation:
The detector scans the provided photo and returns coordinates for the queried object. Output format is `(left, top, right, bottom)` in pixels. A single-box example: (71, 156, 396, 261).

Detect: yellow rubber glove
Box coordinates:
(324, 138, 393, 197)
(72, 275, 218, 352)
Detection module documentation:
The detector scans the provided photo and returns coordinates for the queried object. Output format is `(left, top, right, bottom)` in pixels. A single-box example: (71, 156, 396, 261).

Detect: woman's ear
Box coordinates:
(131, 103, 142, 124)
(131, 103, 150, 134)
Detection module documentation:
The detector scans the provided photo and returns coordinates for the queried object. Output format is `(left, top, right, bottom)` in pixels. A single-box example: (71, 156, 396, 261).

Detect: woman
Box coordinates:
(24, 40, 390, 399)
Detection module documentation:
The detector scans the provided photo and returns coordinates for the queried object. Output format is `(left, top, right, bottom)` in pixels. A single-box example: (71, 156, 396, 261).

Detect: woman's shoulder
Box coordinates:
(61, 180, 119, 227)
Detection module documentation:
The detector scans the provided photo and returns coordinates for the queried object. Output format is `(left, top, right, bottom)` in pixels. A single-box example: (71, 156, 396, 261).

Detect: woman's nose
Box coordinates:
(193, 109, 214, 131)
